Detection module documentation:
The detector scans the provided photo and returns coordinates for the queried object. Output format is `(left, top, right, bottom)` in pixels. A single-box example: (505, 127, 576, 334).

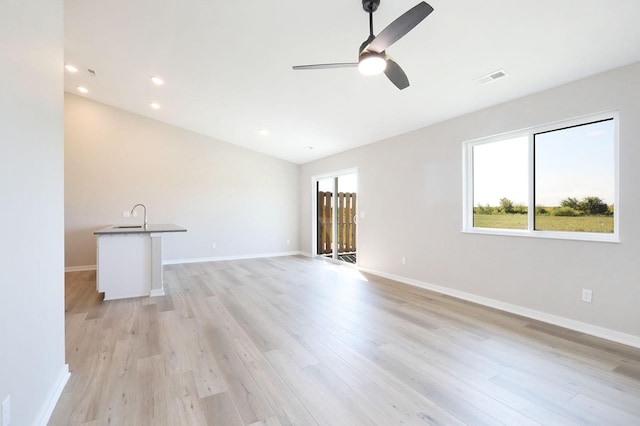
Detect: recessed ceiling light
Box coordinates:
(151, 76, 164, 86)
(150, 102, 161, 110)
(258, 129, 269, 136)
(77, 86, 88, 94)
(305, 146, 314, 150)
(65, 64, 79, 73)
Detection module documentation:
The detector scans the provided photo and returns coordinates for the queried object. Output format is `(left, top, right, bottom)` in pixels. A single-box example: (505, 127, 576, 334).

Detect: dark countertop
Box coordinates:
(94, 224, 187, 235)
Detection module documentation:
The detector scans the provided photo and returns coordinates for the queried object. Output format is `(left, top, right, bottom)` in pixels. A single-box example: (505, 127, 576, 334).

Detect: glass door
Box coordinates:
(315, 172, 357, 264)
(316, 177, 335, 259)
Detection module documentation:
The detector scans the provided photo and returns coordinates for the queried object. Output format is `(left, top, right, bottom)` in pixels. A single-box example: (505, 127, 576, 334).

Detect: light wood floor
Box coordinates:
(50, 256, 640, 425)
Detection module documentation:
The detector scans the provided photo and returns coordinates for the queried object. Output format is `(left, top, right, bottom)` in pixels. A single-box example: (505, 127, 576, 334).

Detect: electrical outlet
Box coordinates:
(286, 239, 290, 245)
(2, 395, 10, 426)
(581, 289, 593, 303)
(122, 210, 130, 218)
(132, 211, 138, 217)
(212, 243, 216, 249)
(401, 256, 406, 265)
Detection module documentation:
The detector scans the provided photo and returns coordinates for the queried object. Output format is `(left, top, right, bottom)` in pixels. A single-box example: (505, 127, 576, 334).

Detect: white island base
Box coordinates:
(95, 224, 186, 300)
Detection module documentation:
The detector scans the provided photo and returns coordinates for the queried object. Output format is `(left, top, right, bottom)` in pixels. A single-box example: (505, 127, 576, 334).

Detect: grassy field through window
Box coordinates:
(473, 214, 527, 230)
(473, 214, 614, 233)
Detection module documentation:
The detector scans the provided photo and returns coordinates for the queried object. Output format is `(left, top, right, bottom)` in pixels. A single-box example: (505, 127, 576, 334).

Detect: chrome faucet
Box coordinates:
(130, 203, 148, 228)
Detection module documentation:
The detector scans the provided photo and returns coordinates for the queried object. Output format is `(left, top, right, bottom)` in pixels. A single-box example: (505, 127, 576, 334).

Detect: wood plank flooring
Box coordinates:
(50, 256, 640, 425)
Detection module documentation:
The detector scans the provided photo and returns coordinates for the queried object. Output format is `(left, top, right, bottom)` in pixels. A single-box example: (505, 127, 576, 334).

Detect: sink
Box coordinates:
(112, 225, 143, 229)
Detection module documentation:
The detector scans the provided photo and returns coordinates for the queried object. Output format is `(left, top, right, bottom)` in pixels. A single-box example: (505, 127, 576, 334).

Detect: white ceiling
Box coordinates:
(64, 0, 640, 164)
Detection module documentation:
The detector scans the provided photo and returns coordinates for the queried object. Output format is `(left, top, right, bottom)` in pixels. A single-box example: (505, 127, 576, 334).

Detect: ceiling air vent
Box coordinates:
(476, 69, 508, 84)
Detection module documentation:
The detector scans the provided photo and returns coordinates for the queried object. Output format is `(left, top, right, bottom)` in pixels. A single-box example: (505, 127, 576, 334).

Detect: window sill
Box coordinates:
(461, 227, 620, 243)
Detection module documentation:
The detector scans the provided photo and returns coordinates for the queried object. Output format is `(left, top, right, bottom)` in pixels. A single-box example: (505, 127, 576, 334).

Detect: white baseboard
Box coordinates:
(149, 288, 165, 297)
(65, 252, 306, 273)
(64, 265, 96, 272)
(36, 363, 70, 426)
(358, 266, 640, 349)
(163, 251, 303, 265)
(65, 252, 306, 271)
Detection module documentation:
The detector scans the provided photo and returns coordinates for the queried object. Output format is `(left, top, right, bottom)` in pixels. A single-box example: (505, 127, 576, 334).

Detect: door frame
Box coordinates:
(310, 167, 358, 266)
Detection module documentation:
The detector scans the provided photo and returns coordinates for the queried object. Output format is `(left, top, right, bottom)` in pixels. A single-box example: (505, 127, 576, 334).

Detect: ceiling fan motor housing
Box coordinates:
(362, 0, 380, 13)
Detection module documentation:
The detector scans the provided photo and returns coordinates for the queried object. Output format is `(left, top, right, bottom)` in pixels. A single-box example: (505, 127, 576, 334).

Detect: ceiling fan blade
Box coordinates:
(367, 2, 433, 53)
(292, 63, 358, 70)
(384, 57, 410, 90)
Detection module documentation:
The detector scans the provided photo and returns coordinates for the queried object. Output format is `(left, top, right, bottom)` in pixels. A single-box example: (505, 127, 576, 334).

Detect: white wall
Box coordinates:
(64, 94, 299, 268)
(299, 62, 640, 343)
(0, 1, 68, 425)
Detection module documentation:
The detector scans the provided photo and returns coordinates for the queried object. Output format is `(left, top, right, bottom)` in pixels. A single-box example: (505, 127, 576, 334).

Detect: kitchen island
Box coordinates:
(94, 224, 186, 300)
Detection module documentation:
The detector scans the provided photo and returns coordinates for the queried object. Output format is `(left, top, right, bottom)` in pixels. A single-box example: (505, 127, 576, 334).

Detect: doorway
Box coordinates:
(314, 171, 357, 264)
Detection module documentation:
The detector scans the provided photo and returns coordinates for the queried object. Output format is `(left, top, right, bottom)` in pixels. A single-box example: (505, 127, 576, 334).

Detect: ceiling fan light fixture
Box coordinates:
(358, 51, 386, 75)
(292, 1, 433, 89)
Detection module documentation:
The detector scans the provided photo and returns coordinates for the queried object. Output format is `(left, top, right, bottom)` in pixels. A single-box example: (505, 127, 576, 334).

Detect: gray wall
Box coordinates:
(299, 62, 640, 341)
(65, 94, 299, 267)
(0, 0, 67, 424)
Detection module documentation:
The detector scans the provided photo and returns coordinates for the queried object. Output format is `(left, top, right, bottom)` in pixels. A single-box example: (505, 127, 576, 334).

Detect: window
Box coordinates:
(472, 136, 528, 230)
(463, 112, 618, 241)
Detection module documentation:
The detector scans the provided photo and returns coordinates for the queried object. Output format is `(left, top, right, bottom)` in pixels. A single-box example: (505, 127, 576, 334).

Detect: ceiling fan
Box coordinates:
(292, 0, 434, 90)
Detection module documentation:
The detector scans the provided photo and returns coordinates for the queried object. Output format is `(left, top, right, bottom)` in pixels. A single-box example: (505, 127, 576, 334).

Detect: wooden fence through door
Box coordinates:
(317, 191, 357, 255)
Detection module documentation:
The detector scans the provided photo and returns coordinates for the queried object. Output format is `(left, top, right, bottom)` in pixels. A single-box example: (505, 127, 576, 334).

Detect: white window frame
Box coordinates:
(462, 111, 619, 243)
